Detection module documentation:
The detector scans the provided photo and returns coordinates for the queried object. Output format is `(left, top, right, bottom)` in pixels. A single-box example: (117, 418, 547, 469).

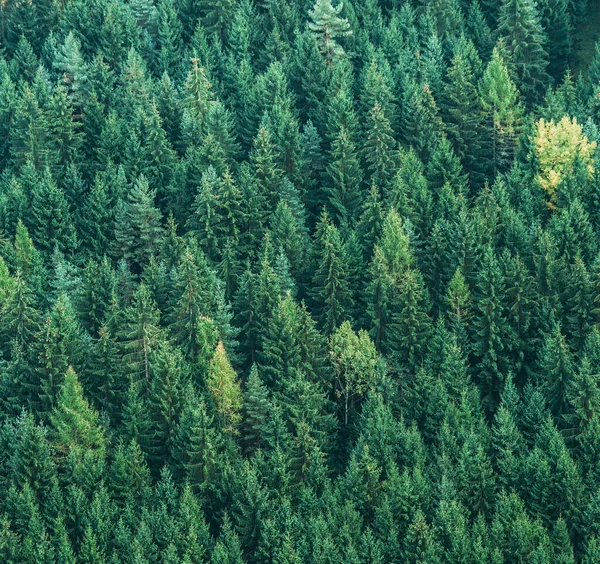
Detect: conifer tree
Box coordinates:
(1, 272, 40, 352)
(113, 174, 163, 271)
(479, 46, 521, 176)
(363, 102, 398, 195)
(10, 411, 57, 508)
(30, 170, 77, 255)
(539, 324, 574, 420)
(311, 214, 352, 333)
(242, 365, 270, 455)
(498, 0, 551, 105)
(173, 389, 222, 497)
(326, 126, 363, 226)
(539, 0, 571, 81)
(47, 84, 83, 171)
(49, 366, 106, 461)
(10, 86, 54, 171)
(250, 126, 283, 216)
(308, 0, 352, 64)
(183, 57, 215, 133)
(399, 80, 444, 163)
(471, 249, 510, 411)
(207, 342, 243, 433)
(31, 294, 83, 418)
(147, 341, 186, 472)
(258, 295, 305, 391)
(388, 268, 432, 369)
(441, 51, 488, 186)
(121, 283, 162, 390)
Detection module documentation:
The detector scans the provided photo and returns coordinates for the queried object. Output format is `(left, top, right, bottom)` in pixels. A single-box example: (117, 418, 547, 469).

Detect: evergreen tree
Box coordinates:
(147, 341, 185, 471)
(30, 170, 77, 255)
(53, 32, 90, 109)
(206, 342, 242, 433)
(498, 0, 551, 105)
(113, 174, 163, 271)
(49, 366, 106, 461)
(363, 102, 398, 195)
(1, 272, 40, 352)
(310, 214, 352, 333)
(242, 365, 270, 455)
(326, 126, 363, 226)
(539, 324, 574, 420)
(471, 249, 510, 411)
(388, 268, 432, 369)
(173, 389, 222, 497)
(308, 0, 352, 64)
(539, 0, 571, 81)
(479, 46, 521, 177)
(441, 51, 488, 186)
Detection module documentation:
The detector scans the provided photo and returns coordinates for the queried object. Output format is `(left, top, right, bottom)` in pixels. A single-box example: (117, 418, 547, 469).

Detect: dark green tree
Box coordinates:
(113, 174, 163, 271)
(498, 0, 551, 105)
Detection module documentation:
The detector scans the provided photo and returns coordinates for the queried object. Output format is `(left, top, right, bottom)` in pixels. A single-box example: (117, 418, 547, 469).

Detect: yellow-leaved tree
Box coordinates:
(207, 341, 242, 433)
(534, 116, 596, 207)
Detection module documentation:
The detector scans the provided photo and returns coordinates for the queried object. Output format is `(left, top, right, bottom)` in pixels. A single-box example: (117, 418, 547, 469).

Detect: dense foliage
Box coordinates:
(1, 0, 600, 561)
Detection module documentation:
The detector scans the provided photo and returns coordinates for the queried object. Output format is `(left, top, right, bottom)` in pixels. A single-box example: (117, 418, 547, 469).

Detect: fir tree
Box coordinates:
(498, 0, 551, 105)
(113, 174, 163, 271)
(242, 365, 270, 455)
(207, 342, 243, 433)
(30, 169, 77, 255)
(308, 0, 352, 64)
(310, 214, 352, 333)
(49, 366, 106, 461)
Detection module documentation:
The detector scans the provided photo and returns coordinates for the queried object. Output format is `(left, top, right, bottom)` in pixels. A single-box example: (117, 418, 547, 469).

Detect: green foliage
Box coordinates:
(49, 366, 106, 460)
(113, 174, 163, 271)
(0, 1, 597, 561)
(498, 0, 551, 105)
(308, 0, 352, 64)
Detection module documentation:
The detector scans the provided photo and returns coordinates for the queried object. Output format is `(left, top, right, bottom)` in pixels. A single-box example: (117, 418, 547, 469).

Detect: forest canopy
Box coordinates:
(1, 0, 600, 562)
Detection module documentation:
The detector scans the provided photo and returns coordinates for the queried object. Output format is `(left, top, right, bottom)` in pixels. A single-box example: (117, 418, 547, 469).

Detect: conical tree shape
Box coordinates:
(113, 174, 163, 271)
(308, 0, 352, 64)
(326, 126, 363, 226)
(207, 342, 242, 433)
(498, 0, 550, 105)
(479, 46, 521, 176)
(310, 214, 352, 333)
(49, 366, 106, 460)
(173, 390, 223, 495)
(147, 340, 186, 472)
(242, 365, 270, 455)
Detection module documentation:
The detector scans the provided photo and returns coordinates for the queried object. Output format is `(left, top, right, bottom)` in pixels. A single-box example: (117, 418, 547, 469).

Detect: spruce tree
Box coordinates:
(441, 51, 488, 187)
(363, 102, 398, 195)
(308, 0, 352, 64)
(147, 340, 185, 472)
(242, 365, 270, 455)
(498, 0, 551, 105)
(471, 249, 510, 411)
(479, 46, 521, 177)
(326, 126, 363, 226)
(30, 169, 77, 255)
(1, 272, 40, 352)
(206, 342, 243, 433)
(310, 214, 352, 333)
(113, 174, 163, 271)
(49, 366, 106, 461)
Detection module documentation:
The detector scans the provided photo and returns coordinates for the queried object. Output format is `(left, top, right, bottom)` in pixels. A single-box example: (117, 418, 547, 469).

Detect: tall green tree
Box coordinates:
(310, 214, 352, 333)
(308, 0, 352, 64)
(498, 0, 551, 105)
(113, 174, 163, 271)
